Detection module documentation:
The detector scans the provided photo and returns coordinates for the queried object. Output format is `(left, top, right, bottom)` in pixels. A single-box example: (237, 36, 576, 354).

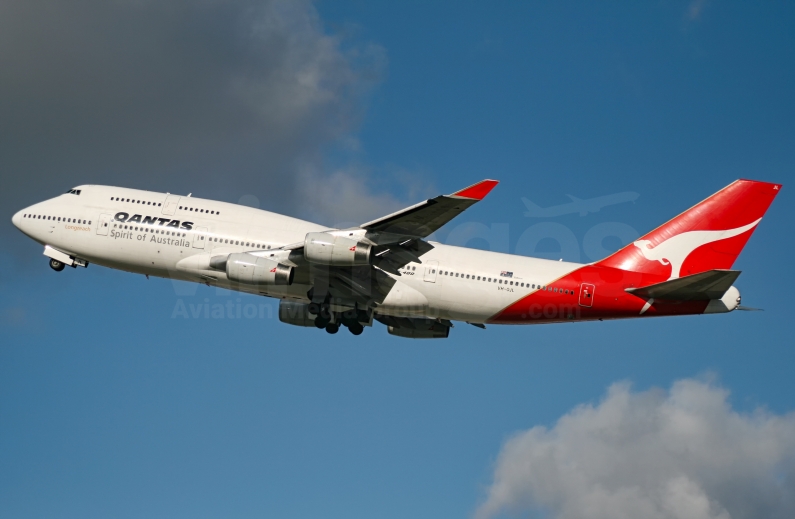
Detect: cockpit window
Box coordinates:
(66, 188, 81, 195)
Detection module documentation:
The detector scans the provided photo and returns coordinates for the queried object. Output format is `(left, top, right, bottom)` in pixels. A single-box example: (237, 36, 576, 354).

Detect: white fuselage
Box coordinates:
(12, 185, 584, 323)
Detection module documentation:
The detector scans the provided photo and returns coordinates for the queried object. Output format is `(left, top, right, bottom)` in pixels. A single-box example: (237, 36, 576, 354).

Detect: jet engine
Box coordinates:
(278, 301, 317, 327)
(211, 253, 293, 285)
(304, 232, 372, 266)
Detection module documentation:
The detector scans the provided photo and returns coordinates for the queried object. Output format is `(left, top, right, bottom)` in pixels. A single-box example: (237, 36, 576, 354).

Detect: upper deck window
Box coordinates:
(66, 188, 81, 195)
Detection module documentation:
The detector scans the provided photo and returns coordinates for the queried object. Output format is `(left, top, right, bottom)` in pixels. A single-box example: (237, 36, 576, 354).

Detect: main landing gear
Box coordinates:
(311, 302, 365, 335)
(49, 258, 65, 272)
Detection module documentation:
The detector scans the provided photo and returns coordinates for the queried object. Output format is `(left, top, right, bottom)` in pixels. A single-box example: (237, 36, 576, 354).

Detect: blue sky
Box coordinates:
(1, 1, 794, 518)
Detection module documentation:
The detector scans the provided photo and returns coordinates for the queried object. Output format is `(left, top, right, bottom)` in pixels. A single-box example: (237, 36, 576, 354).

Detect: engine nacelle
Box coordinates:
(214, 253, 293, 285)
(278, 301, 316, 327)
(304, 232, 372, 266)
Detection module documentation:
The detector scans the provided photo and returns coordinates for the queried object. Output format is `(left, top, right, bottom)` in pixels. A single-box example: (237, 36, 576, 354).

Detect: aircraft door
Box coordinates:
(423, 260, 438, 282)
(162, 195, 181, 216)
(97, 213, 112, 236)
(579, 283, 595, 307)
(192, 226, 208, 249)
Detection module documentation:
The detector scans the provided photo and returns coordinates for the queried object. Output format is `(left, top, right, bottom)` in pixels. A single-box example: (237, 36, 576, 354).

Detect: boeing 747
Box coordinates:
(12, 179, 781, 338)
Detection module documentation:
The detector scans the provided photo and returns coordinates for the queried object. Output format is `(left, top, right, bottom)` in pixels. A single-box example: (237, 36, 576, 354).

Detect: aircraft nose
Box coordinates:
(12, 208, 24, 229)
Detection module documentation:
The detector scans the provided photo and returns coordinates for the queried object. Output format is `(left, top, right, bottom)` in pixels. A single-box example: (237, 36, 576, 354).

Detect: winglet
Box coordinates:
(451, 179, 499, 200)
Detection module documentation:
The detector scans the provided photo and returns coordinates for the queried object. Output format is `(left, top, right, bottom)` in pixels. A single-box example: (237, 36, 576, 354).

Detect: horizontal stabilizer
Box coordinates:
(625, 269, 741, 301)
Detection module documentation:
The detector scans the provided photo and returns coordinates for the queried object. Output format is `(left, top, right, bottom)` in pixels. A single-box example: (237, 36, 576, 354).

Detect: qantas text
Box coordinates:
(114, 212, 193, 230)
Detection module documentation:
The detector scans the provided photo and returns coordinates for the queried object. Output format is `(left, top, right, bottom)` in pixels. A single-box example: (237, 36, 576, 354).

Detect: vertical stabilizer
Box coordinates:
(596, 180, 781, 280)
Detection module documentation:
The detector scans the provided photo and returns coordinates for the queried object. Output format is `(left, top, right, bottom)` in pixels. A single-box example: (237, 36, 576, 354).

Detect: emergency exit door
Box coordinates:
(161, 194, 181, 216)
(579, 283, 595, 307)
(424, 260, 439, 282)
(192, 226, 208, 249)
(96, 213, 112, 236)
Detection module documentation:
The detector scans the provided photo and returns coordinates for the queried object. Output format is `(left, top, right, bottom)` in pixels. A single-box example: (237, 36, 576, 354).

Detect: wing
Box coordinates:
(360, 179, 498, 274)
(360, 179, 499, 240)
(274, 180, 500, 313)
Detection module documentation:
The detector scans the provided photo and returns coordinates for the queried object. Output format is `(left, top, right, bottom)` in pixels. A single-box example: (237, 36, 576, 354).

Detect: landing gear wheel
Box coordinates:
(325, 323, 339, 334)
(314, 316, 330, 329)
(348, 323, 364, 336)
(49, 258, 65, 272)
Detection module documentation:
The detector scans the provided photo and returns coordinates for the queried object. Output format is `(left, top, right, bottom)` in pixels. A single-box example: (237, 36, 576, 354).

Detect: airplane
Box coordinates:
(11, 179, 781, 338)
(522, 191, 640, 217)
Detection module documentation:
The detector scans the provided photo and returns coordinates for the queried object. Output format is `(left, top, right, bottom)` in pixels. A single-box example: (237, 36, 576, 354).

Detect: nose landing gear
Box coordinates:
(49, 258, 65, 272)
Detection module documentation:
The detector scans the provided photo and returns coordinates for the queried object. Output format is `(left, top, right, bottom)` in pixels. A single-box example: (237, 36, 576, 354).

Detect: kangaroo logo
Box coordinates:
(633, 218, 761, 280)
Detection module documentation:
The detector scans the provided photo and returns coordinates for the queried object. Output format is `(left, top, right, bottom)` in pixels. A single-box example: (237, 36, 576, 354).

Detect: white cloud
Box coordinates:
(476, 378, 795, 519)
(1, 0, 401, 245)
(295, 163, 407, 227)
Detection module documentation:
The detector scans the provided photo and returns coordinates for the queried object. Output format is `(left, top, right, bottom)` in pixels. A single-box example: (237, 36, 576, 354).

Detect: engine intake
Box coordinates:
(212, 253, 293, 285)
(304, 232, 372, 266)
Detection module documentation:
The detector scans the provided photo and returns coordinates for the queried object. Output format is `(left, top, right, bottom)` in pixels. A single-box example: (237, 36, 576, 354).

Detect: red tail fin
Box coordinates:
(597, 179, 781, 280)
